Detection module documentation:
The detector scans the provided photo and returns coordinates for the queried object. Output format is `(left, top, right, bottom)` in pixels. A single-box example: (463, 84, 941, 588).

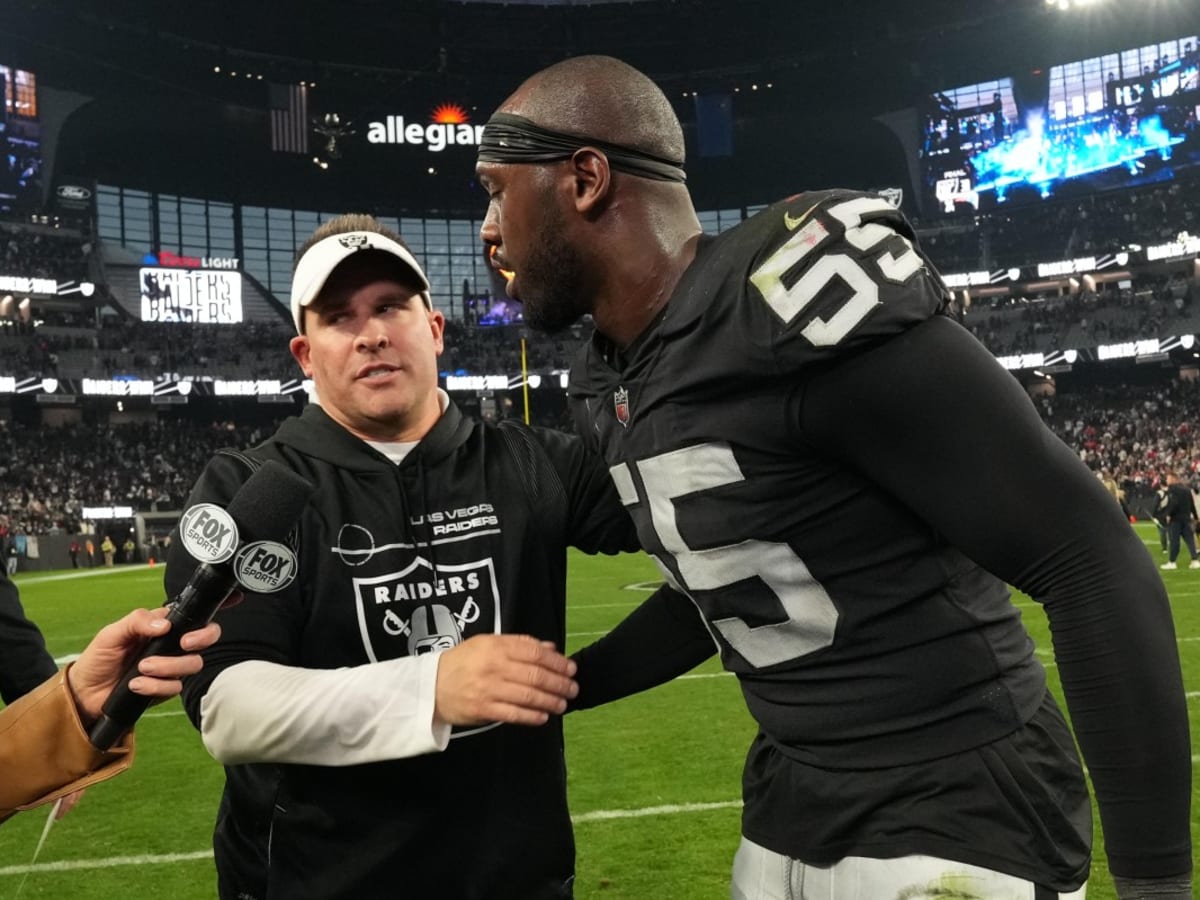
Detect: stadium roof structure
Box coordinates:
(8, 0, 1192, 114)
(0, 0, 1196, 214)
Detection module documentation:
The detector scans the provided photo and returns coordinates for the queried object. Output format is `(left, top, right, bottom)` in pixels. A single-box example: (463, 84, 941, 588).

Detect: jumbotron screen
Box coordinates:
(0, 64, 41, 215)
(920, 34, 1199, 215)
(139, 268, 243, 323)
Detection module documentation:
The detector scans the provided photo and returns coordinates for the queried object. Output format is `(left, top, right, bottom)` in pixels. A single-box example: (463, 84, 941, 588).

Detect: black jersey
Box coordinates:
(573, 190, 1044, 767)
(569, 190, 1191, 886)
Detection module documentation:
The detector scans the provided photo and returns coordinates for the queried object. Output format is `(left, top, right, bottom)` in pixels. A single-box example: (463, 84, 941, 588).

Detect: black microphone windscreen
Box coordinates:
(224, 460, 315, 543)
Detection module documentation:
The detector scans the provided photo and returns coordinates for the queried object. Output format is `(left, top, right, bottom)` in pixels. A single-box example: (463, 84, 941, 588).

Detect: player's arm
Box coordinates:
(511, 427, 718, 705)
(797, 314, 1191, 890)
(516, 424, 643, 555)
(570, 584, 717, 711)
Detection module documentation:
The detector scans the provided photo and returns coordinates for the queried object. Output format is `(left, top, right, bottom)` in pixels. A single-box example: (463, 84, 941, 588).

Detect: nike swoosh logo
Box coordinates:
(784, 202, 819, 231)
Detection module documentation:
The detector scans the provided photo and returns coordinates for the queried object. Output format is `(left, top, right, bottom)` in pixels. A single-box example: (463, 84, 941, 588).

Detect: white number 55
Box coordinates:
(610, 444, 838, 669)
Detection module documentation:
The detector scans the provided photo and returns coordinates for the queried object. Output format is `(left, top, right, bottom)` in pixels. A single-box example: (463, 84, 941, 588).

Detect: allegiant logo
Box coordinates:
(367, 103, 484, 152)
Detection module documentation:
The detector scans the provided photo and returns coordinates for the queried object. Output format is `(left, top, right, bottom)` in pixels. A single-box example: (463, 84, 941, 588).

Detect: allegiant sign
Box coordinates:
(367, 103, 483, 152)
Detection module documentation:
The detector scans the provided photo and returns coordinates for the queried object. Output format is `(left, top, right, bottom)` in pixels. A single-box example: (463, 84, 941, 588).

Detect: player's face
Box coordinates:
(477, 161, 591, 334)
(290, 254, 445, 442)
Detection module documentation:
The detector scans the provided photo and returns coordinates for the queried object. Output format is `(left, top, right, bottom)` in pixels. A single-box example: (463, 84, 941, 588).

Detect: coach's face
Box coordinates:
(290, 253, 444, 442)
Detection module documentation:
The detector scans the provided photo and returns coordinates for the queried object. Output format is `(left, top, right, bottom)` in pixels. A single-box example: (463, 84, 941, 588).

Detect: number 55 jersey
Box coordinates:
(567, 190, 1187, 888)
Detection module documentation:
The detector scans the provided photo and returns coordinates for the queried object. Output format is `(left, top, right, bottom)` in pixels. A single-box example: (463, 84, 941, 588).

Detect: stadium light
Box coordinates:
(1047, 0, 1105, 8)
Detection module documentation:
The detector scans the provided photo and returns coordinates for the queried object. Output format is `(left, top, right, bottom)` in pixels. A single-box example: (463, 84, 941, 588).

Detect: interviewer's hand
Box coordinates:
(434, 634, 578, 727)
(66, 607, 222, 726)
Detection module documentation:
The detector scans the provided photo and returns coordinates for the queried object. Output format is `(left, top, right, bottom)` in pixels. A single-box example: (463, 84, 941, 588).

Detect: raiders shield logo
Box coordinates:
(353, 555, 502, 739)
(878, 187, 904, 209)
(613, 386, 630, 427)
(353, 555, 500, 664)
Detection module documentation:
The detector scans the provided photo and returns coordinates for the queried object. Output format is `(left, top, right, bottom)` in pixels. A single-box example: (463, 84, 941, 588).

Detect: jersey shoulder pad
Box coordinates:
(739, 190, 950, 363)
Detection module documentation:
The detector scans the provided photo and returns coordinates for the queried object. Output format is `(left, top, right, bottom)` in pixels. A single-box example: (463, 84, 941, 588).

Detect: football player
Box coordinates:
(476, 55, 1192, 900)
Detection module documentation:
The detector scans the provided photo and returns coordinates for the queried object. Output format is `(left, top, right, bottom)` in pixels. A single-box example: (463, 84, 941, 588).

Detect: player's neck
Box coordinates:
(594, 230, 703, 349)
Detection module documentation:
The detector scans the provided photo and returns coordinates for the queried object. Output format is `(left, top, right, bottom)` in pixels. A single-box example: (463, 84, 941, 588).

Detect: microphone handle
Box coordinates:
(88, 565, 235, 751)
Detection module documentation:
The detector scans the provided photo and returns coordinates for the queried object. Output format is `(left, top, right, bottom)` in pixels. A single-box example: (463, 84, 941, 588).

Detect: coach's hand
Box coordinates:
(434, 634, 578, 727)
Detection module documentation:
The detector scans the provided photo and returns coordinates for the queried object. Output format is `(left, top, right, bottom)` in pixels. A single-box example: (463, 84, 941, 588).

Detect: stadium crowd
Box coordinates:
(0, 222, 91, 281)
(0, 373, 1191, 537)
(917, 180, 1199, 272)
(0, 176, 1196, 537)
(966, 271, 1197, 356)
(0, 418, 281, 536)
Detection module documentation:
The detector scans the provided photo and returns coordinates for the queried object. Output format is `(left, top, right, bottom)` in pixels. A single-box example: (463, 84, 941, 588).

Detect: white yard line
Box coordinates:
(0, 802, 744, 877)
(16, 566, 160, 585)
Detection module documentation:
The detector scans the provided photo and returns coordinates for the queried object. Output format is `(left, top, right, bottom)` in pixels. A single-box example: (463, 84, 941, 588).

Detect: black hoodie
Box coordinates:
(171, 400, 640, 900)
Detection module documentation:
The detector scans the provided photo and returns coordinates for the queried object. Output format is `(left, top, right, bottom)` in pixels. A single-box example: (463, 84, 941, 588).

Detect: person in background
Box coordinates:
(100, 535, 116, 568)
(1153, 477, 1170, 554)
(476, 54, 1191, 900)
(1160, 470, 1200, 570)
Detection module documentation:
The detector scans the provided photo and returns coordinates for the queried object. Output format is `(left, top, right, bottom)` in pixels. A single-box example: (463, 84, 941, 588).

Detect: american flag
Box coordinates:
(269, 83, 309, 154)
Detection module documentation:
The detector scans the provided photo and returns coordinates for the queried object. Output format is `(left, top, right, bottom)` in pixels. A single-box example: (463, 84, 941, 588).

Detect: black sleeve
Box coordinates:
(798, 315, 1191, 880)
(569, 584, 717, 711)
(171, 453, 305, 730)
(0, 572, 57, 704)
(513, 424, 641, 555)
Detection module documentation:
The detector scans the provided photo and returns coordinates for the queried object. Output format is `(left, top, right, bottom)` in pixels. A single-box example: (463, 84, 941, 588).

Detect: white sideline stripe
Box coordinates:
(0, 802, 743, 877)
(571, 601, 642, 610)
(16, 566, 159, 585)
(0, 850, 214, 877)
(572, 800, 741, 823)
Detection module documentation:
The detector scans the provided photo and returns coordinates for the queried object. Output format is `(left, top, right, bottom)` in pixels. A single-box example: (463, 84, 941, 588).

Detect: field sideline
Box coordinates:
(0, 522, 1196, 899)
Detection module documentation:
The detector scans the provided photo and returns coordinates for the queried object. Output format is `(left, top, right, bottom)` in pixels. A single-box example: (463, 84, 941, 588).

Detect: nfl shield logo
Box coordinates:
(613, 386, 630, 427)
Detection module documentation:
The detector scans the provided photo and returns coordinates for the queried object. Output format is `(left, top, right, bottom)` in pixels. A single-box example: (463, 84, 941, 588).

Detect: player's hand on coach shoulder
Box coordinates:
(1112, 873, 1193, 900)
(433, 634, 578, 727)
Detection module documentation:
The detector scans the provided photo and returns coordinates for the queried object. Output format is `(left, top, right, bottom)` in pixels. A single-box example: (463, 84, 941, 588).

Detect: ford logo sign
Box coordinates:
(56, 185, 92, 201)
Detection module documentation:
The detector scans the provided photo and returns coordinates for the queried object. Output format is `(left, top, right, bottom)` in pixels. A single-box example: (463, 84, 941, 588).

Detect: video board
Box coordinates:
(920, 35, 1199, 215)
(139, 268, 243, 323)
(0, 64, 41, 215)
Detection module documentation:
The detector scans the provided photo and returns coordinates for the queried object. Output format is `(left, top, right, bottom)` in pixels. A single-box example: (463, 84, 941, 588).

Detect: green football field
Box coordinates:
(0, 522, 1196, 899)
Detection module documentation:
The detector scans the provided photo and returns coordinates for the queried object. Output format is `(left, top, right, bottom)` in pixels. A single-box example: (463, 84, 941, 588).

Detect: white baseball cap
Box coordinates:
(290, 231, 432, 333)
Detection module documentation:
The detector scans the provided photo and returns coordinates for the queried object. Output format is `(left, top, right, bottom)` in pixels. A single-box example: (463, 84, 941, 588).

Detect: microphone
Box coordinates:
(88, 460, 315, 750)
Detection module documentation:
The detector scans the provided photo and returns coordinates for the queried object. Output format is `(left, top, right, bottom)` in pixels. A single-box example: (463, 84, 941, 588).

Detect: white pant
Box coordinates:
(731, 837, 1087, 900)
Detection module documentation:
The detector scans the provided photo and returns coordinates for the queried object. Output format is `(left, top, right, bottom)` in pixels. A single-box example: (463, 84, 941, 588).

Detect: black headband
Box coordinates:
(477, 112, 687, 183)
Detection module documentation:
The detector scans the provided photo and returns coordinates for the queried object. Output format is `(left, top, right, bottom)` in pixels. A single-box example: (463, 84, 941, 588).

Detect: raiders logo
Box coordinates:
(353, 556, 502, 739)
(878, 187, 904, 209)
(337, 233, 371, 249)
(352, 556, 500, 664)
